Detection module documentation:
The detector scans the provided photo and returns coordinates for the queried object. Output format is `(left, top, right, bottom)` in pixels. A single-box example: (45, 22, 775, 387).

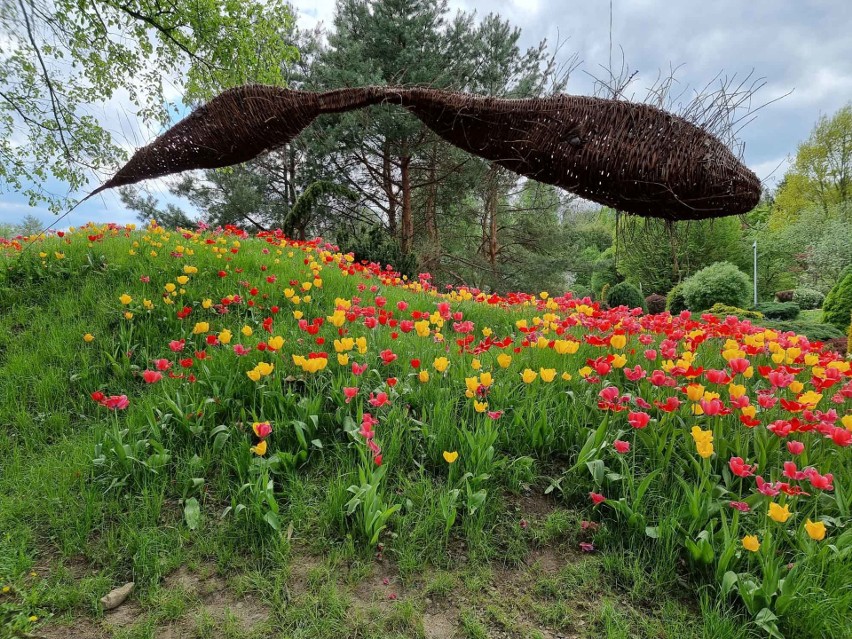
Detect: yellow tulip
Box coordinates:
(443, 451, 458, 464)
(471, 359, 482, 370)
(610, 334, 627, 350)
(797, 391, 822, 408)
(192, 322, 209, 335)
(465, 376, 479, 395)
(497, 354, 512, 368)
(418, 370, 430, 383)
(521, 369, 538, 384)
(218, 329, 232, 345)
(241, 325, 253, 337)
(251, 440, 268, 456)
(539, 368, 556, 383)
(474, 401, 488, 413)
(804, 519, 826, 541)
(686, 384, 705, 402)
(119, 293, 133, 305)
(83, 333, 95, 343)
(433, 357, 450, 373)
(742, 535, 760, 552)
(768, 502, 791, 524)
(337, 353, 350, 366)
(728, 384, 746, 399)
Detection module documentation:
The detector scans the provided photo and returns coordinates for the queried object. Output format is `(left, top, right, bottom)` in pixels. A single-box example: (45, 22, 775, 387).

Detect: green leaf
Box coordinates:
(754, 608, 783, 639)
(184, 497, 201, 530)
(264, 510, 281, 532)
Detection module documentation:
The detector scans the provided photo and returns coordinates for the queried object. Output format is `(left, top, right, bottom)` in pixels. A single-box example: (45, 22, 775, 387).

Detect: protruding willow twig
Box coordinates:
(92, 85, 761, 221)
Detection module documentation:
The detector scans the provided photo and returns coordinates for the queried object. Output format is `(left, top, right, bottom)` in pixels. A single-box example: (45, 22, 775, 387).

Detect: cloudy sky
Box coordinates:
(2, 0, 850, 229)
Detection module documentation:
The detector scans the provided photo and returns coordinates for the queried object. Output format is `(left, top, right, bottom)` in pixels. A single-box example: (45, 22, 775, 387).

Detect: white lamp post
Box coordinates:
(753, 240, 758, 307)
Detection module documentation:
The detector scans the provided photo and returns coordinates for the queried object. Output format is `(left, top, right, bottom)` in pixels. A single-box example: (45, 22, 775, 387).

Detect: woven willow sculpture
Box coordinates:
(93, 85, 761, 220)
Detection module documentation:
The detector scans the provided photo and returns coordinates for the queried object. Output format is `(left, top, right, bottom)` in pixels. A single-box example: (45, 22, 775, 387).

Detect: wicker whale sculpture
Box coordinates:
(93, 85, 761, 220)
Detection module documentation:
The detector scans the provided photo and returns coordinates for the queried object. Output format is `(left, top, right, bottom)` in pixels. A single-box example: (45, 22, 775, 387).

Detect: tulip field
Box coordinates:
(1, 222, 850, 639)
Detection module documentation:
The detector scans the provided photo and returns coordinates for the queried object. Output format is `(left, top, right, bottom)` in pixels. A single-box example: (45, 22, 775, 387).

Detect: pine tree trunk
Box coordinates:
(382, 145, 397, 235)
(483, 166, 500, 268)
(400, 154, 413, 254)
(425, 146, 439, 243)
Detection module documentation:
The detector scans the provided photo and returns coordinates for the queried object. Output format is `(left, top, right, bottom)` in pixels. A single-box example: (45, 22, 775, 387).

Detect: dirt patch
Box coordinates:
(204, 588, 270, 628)
(524, 547, 564, 575)
(514, 487, 558, 518)
(38, 617, 106, 639)
(423, 608, 458, 639)
(285, 552, 324, 599)
(350, 567, 403, 614)
(102, 600, 144, 628)
(164, 563, 227, 599)
(38, 563, 270, 638)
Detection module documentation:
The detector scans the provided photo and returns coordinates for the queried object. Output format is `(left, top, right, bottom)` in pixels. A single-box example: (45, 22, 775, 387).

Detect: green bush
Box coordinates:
(681, 261, 751, 311)
(590, 247, 621, 299)
(761, 320, 845, 342)
(570, 284, 593, 300)
(707, 303, 764, 320)
(822, 271, 852, 332)
(336, 224, 418, 278)
(606, 282, 645, 310)
(848, 312, 852, 354)
(645, 294, 667, 314)
(792, 288, 825, 310)
(756, 301, 800, 320)
(666, 282, 688, 314)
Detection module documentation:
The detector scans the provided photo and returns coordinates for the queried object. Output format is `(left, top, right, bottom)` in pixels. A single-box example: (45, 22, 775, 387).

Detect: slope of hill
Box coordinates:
(1, 223, 850, 639)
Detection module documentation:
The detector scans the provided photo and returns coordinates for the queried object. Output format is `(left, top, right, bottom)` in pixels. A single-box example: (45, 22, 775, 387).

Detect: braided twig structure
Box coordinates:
(94, 85, 761, 220)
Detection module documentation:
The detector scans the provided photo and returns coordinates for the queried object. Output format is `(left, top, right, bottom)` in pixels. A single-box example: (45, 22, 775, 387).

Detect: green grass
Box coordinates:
(1, 227, 849, 638)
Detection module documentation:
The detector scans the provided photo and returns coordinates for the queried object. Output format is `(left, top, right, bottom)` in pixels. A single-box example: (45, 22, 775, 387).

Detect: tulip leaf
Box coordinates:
(184, 497, 201, 530)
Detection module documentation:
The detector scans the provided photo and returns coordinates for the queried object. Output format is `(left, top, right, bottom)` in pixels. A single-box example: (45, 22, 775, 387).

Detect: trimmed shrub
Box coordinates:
(336, 224, 418, 278)
(590, 248, 621, 299)
(570, 284, 593, 300)
(848, 311, 852, 354)
(645, 294, 667, 314)
(606, 282, 645, 311)
(756, 302, 800, 321)
(824, 337, 848, 355)
(666, 282, 688, 314)
(681, 261, 751, 311)
(775, 290, 794, 302)
(761, 320, 845, 342)
(707, 304, 764, 320)
(792, 288, 825, 310)
(822, 271, 852, 332)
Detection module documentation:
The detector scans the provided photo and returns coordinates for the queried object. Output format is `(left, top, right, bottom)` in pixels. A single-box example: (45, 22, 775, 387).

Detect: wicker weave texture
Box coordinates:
(93, 85, 761, 220)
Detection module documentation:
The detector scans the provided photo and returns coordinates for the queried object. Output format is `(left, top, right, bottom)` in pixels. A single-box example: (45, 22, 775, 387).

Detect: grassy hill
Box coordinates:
(1, 223, 850, 639)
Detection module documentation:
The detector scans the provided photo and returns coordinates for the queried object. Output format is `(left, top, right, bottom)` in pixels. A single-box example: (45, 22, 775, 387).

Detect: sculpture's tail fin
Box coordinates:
(90, 85, 393, 197)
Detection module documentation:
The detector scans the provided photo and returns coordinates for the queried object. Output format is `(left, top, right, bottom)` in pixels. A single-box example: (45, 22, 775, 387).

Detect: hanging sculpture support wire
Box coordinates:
(90, 85, 762, 221)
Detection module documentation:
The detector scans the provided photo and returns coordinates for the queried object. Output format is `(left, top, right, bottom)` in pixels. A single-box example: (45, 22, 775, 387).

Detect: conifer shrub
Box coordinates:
(606, 282, 645, 311)
(681, 261, 750, 311)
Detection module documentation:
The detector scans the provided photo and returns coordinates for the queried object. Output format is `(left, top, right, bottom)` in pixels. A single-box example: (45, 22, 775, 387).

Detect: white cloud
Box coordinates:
(3, 0, 850, 226)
